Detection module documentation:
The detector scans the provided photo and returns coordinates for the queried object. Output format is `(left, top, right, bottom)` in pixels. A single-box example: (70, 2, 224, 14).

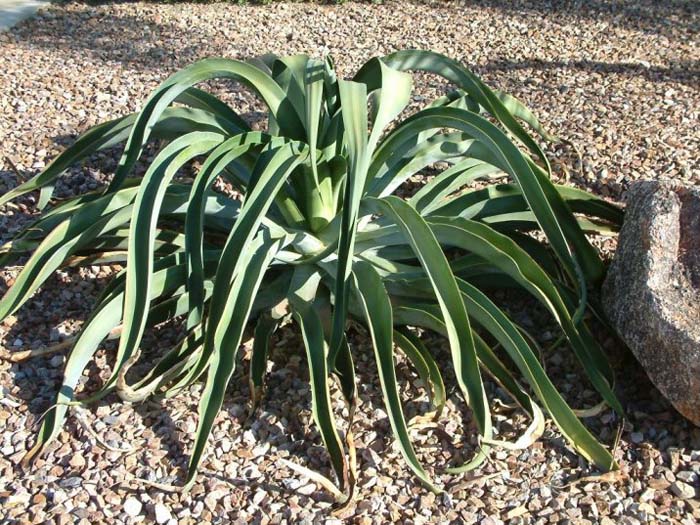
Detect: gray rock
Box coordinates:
(630, 432, 644, 444)
(670, 481, 696, 499)
(603, 180, 700, 425)
(676, 471, 698, 484)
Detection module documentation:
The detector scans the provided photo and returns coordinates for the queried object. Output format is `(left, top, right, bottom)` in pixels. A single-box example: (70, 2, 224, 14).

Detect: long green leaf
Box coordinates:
(328, 79, 370, 368)
(394, 329, 446, 419)
(23, 256, 195, 463)
(367, 196, 492, 470)
(249, 310, 282, 410)
(107, 58, 303, 193)
(106, 132, 224, 392)
(427, 216, 620, 412)
(186, 232, 287, 487)
(379, 50, 553, 172)
(353, 261, 438, 492)
(190, 144, 305, 387)
(289, 267, 349, 493)
(457, 278, 617, 469)
(373, 106, 602, 288)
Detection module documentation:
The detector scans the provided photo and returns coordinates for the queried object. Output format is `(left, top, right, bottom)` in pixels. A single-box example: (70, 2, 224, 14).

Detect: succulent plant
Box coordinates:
(0, 50, 622, 499)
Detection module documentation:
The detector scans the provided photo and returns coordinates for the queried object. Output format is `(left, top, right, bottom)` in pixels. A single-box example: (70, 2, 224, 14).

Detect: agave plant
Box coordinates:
(0, 50, 623, 498)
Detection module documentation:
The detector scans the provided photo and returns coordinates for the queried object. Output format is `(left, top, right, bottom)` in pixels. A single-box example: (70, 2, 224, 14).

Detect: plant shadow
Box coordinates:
(481, 57, 699, 90)
(408, 0, 699, 39)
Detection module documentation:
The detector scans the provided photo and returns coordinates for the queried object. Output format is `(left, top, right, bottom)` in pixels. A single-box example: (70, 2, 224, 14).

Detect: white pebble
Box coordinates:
(297, 483, 316, 495)
(123, 497, 142, 517)
(154, 503, 171, 524)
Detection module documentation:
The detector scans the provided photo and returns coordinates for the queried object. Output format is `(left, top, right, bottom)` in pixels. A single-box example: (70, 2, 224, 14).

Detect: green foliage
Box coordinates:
(1, 50, 623, 500)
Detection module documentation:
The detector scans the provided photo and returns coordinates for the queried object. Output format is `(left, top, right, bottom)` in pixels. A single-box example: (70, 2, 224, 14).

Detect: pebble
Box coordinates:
(670, 481, 696, 499)
(154, 503, 171, 524)
(69, 453, 85, 469)
(47, 356, 65, 370)
(59, 477, 82, 489)
(123, 497, 142, 517)
(297, 483, 317, 496)
(630, 432, 644, 444)
(103, 414, 119, 426)
(676, 471, 698, 484)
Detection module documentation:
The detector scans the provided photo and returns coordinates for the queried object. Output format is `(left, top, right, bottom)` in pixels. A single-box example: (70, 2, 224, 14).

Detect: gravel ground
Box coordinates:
(1, 1, 699, 523)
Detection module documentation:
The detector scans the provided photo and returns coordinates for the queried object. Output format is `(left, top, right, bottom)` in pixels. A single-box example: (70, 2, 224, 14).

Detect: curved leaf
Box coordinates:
(367, 195, 492, 471)
(353, 261, 438, 492)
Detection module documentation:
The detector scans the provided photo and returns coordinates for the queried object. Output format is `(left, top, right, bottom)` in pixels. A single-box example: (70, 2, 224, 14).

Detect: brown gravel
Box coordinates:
(1, 1, 699, 524)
